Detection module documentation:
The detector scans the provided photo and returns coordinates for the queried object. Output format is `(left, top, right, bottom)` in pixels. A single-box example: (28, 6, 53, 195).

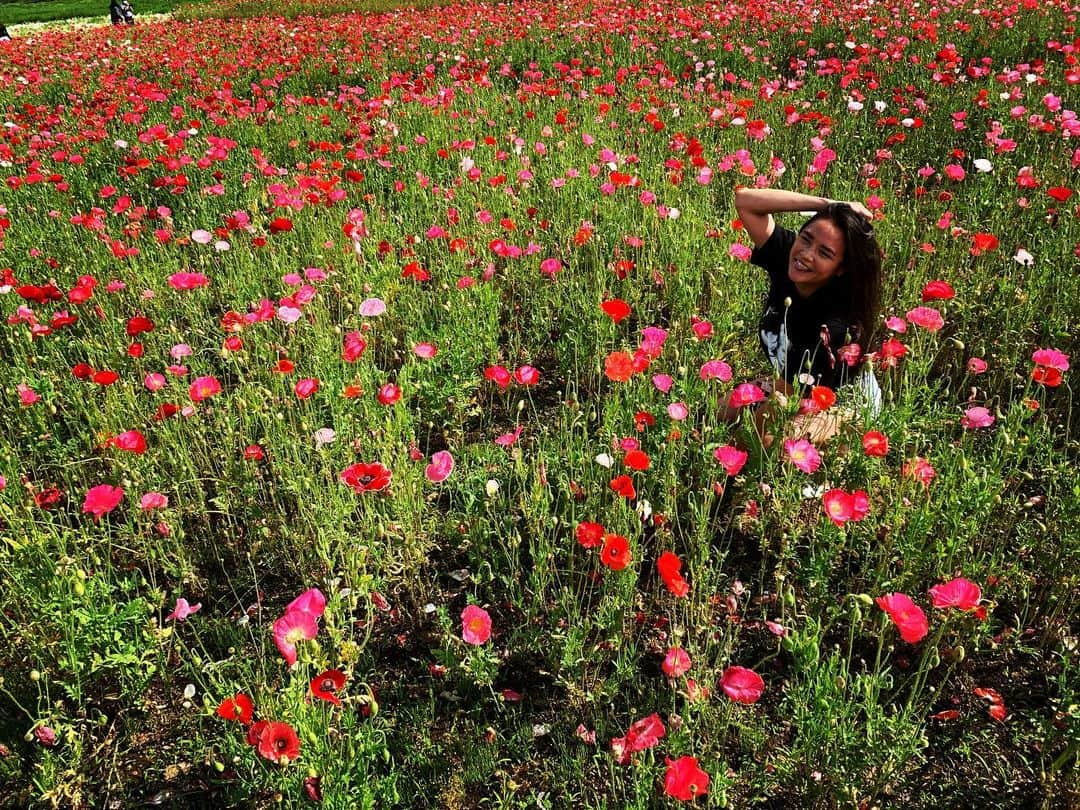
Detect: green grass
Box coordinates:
(1, 0, 194, 26)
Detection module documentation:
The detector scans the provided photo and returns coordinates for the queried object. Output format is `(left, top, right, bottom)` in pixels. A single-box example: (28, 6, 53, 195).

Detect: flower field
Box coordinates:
(0, 0, 1077, 806)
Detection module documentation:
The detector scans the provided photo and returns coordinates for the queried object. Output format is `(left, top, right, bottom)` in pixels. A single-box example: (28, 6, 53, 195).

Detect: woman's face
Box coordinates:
(788, 219, 846, 297)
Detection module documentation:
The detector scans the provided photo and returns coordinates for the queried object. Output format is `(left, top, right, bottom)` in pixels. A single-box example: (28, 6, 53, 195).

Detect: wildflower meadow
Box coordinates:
(0, 0, 1077, 806)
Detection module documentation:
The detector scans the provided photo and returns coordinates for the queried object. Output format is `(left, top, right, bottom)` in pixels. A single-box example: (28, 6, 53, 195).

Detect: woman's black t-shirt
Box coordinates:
(750, 225, 856, 390)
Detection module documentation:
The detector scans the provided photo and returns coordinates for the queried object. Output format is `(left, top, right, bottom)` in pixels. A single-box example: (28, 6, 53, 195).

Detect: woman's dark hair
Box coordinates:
(802, 202, 882, 350)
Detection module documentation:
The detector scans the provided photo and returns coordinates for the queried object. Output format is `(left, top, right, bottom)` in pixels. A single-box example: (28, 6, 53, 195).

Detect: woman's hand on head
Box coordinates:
(842, 201, 874, 221)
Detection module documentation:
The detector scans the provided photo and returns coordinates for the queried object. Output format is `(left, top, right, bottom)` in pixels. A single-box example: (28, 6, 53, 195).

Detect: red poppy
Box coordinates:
(575, 521, 605, 549)
(971, 232, 999, 253)
(340, 462, 392, 494)
(217, 693, 254, 724)
(600, 298, 631, 323)
(268, 217, 294, 234)
(376, 383, 401, 405)
(92, 370, 120, 386)
(189, 376, 222, 402)
(126, 315, 154, 336)
(663, 755, 710, 801)
(484, 365, 512, 389)
(609, 475, 636, 500)
(861, 430, 889, 457)
(623, 449, 650, 470)
(310, 669, 347, 706)
(657, 551, 690, 597)
(604, 351, 636, 382)
(1046, 186, 1073, 202)
(255, 721, 301, 763)
(921, 280, 956, 301)
(600, 534, 631, 570)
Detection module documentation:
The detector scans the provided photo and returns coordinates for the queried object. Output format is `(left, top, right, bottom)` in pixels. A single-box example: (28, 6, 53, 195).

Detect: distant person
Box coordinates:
(0, 24, 11, 42)
(109, 1, 135, 25)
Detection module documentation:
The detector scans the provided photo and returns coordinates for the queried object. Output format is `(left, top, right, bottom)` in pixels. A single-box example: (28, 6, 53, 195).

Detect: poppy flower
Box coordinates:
(719, 666, 765, 704)
(165, 597, 201, 622)
(217, 693, 253, 724)
(876, 592, 929, 643)
(286, 588, 327, 619)
(961, 406, 994, 429)
(906, 306, 945, 332)
(662, 647, 692, 678)
(822, 489, 870, 526)
(377, 383, 401, 405)
(663, 756, 710, 801)
(514, 365, 539, 386)
(609, 475, 636, 500)
(623, 449, 650, 471)
(921, 280, 955, 301)
(728, 383, 765, 408)
(294, 378, 319, 399)
(784, 439, 821, 474)
(604, 351, 636, 382)
(425, 451, 454, 483)
(657, 551, 690, 597)
(713, 445, 748, 476)
(862, 431, 889, 457)
(903, 457, 936, 487)
(256, 721, 301, 764)
(928, 578, 982, 611)
(484, 365, 512, 388)
(699, 360, 732, 382)
(273, 608, 319, 667)
(610, 713, 665, 764)
(83, 484, 124, 521)
(600, 534, 631, 570)
(310, 669, 347, 706)
(576, 521, 605, 549)
(340, 462, 392, 494)
(601, 298, 631, 323)
(188, 376, 222, 402)
(974, 687, 1007, 721)
(461, 604, 492, 645)
(342, 331, 367, 362)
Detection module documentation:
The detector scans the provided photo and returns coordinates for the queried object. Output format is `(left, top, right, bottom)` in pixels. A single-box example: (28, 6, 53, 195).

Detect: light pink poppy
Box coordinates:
(652, 374, 674, 393)
(165, 597, 202, 622)
(784, 438, 821, 474)
(699, 360, 733, 382)
(662, 648, 692, 678)
(359, 298, 386, 317)
(905, 306, 945, 332)
(667, 402, 689, 421)
(961, 406, 994, 429)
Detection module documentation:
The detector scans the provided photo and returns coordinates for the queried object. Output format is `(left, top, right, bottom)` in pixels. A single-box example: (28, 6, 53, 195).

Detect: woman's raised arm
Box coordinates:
(734, 188, 870, 248)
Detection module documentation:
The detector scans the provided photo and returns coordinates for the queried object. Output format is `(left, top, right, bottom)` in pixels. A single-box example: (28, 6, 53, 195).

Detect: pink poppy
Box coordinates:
(905, 306, 945, 332)
(514, 365, 539, 386)
(876, 592, 929, 643)
(359, 298, 386, 317)
(165, 597, 202, 622)
(662, 648, 692, 678)
(342, 331, 367, 363)
(903, 457, 937, 488)
(652, 373, 674, 393)
(784, 438, 821, 474)
(188, 376, 222, 402)
(822, 489, 870, 526)
(713, 446, 748, 477)
(413, 343, 437, 359)
(286, 588, 327, 620)
(961, 406, 994, 429)
(1031, 348, 1069, 372)
(83, 484, 124, 521)
(425, 451, 454, 483)
(967, 358, 988, 374)
(140, 492, 169, 510)
(928, 578, 982, 611)
(667, 402, 689, 421)
(461, 604, 492, 645)
(699, 360, 732, 382)
(610, 713, 665, 764)
(167, 272, 209, 290)
(273, 608, 319, 667)
(729, 383, 765, 408)
(719, 666, 765, 704)
(484, 365, 512, 389)
(377, 383, 402, 405)
(294, 378, 320, 399)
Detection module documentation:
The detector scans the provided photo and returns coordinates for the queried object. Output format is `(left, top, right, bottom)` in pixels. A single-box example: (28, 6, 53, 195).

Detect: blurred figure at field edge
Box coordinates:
(110, 1, 135, 25)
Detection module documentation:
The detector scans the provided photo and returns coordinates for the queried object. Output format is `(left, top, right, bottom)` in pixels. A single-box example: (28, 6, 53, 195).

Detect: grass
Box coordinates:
(1, 0, 194, 26)
(0, 0, 1077, 807)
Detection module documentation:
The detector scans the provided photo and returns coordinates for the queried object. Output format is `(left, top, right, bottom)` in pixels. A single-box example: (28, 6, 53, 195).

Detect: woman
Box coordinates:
(729, 187, 883, 440)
